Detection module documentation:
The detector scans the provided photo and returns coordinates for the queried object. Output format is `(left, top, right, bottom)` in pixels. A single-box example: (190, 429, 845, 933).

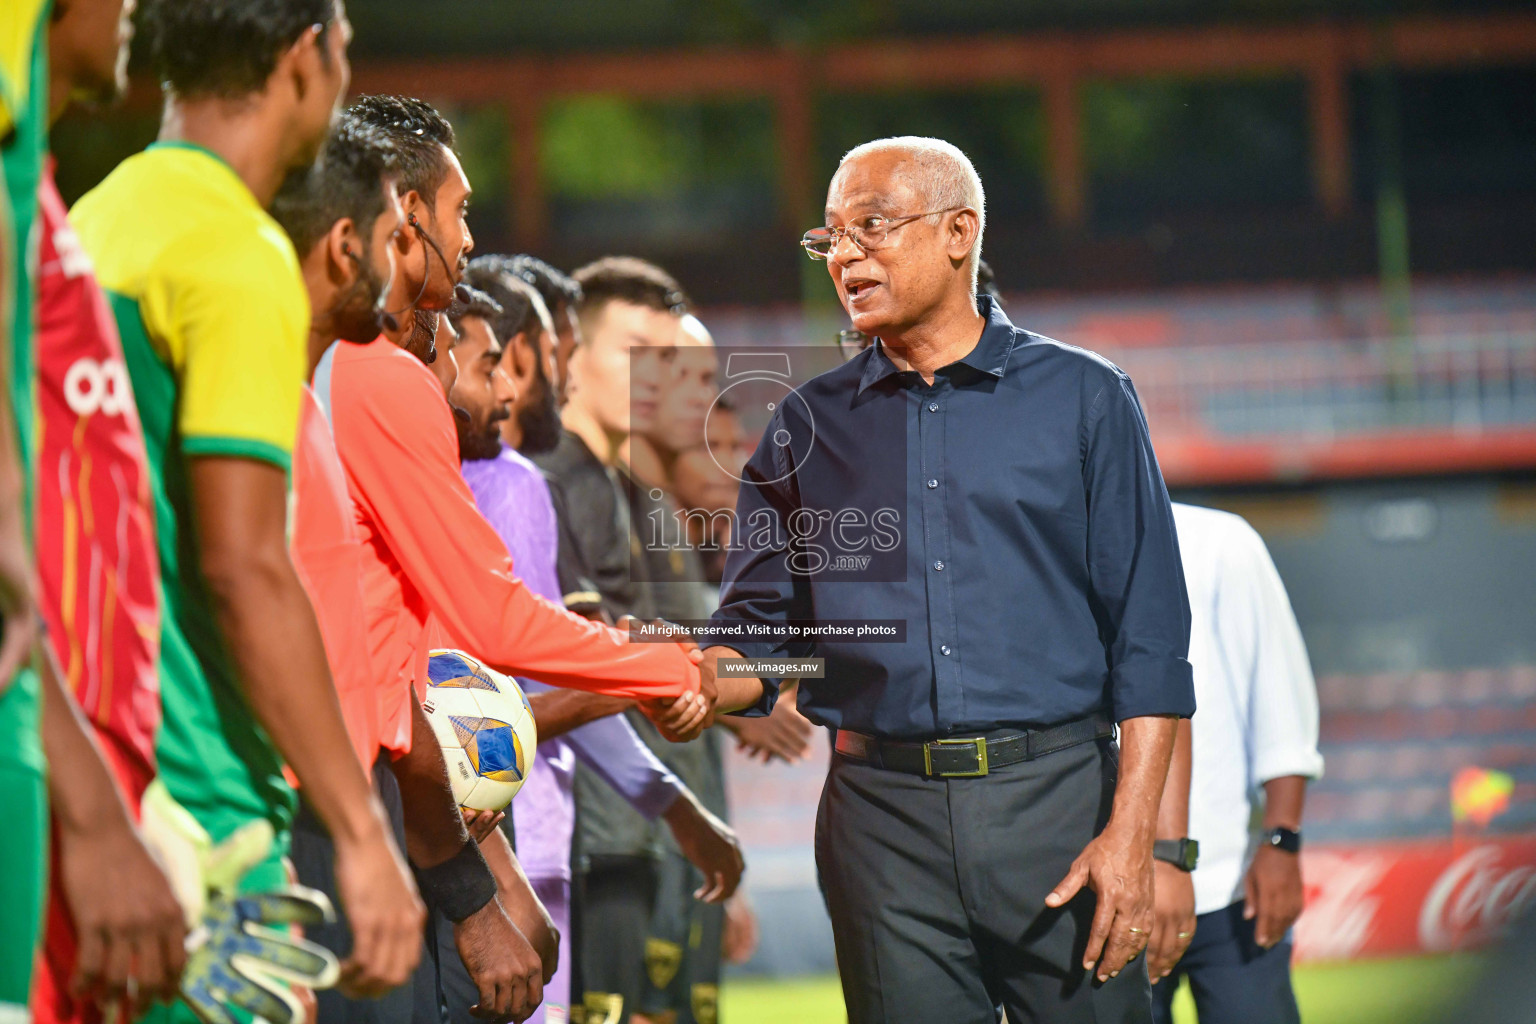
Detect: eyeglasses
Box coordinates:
(837, 329, 872, 362)
(800, 207, 964, 260)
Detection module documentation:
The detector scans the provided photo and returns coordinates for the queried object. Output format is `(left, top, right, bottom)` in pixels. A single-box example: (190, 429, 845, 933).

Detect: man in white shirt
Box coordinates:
(1149, 503, 1326, 1024)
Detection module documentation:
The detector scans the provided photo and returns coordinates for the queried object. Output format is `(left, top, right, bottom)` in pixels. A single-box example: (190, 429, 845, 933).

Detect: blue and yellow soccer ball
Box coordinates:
(422, 649, 538, 811)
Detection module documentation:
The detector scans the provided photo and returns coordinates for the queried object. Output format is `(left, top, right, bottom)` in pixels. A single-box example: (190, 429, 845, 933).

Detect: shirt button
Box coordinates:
(926, 478, 938, 489)
(933, 560, 945, 571)
(928, 402, 939, 412)
(940, 644, 952, 656)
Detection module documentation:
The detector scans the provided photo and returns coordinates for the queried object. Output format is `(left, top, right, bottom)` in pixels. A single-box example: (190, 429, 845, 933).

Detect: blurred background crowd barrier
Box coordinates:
(57, 0, 1536, 1012)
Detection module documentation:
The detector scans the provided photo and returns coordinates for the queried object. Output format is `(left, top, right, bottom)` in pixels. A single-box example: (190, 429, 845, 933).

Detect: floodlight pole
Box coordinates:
(1370, 25, 1416, 408)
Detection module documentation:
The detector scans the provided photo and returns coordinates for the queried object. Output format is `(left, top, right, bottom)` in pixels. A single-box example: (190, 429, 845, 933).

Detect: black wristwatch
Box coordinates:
(1153, 838, 1200, 872)
(1263, 827, 1302, 853)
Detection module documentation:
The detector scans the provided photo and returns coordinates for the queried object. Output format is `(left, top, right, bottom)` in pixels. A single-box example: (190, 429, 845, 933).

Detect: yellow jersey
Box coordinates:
(71, 141, 310, 836)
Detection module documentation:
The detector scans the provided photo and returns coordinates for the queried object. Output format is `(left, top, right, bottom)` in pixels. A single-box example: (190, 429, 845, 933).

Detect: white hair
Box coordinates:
(837, 136, 986, 286)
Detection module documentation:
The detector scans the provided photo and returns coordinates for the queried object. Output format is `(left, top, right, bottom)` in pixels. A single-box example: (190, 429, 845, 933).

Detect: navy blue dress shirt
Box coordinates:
(709, 296, 1194, 739)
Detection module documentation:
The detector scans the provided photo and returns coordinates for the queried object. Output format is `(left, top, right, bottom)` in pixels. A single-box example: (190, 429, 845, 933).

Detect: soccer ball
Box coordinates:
(422, 649, 537, 811)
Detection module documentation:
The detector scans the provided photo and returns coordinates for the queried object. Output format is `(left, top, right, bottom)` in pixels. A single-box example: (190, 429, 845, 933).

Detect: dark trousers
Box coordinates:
(638, 851, 724, 1024)
(816, 736, 1151, 1024)
(572, 855, 659, 1024)
(291, 755, 417, 1024)
(1150, 902, 1300, 1024)
(412, 817, 523, 1024)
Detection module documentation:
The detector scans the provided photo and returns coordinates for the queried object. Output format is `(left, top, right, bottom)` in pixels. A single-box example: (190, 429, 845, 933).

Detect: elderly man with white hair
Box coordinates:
(698, 137, 1195, 1022)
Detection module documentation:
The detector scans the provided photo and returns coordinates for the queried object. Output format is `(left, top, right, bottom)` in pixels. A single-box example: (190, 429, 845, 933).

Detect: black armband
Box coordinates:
(413, 839, 497, 923)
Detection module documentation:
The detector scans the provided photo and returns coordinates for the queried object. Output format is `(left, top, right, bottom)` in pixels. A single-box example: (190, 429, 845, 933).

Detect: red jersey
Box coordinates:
(35, 162, 160, 1024)
(34, 161, 159, 791)
(316, 336, 698, 726)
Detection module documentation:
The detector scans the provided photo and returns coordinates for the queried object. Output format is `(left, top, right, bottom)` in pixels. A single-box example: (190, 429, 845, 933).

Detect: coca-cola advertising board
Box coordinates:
(1294, 835, 1536, 961)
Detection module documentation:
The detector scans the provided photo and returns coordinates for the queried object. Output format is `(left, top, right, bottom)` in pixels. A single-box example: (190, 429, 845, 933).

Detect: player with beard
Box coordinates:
(324, 97, 711, 1022)
(534, 258, 754, 1024)
(463, 257, 562, 455)
(71, 5, 425, 1019)
(280, 124, 563, 1023)
(273, 115, 438, 1024)
(456, 258, 743, 1024)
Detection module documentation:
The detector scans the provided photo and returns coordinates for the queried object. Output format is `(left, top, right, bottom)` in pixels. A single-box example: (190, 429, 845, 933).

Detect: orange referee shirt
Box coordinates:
(292, 384, 391, 766)
(314, 336, 697, 750)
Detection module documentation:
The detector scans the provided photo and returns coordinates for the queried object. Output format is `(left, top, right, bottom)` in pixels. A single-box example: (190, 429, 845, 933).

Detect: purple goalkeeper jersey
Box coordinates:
(462, 444, 684, 882)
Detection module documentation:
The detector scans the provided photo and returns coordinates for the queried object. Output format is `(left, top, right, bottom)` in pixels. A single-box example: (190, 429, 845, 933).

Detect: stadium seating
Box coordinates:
(1310, 665, 1536, 842)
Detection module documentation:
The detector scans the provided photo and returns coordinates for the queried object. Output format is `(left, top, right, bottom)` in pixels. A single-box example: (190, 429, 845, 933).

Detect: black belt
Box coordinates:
(834, 713, 1114, 778)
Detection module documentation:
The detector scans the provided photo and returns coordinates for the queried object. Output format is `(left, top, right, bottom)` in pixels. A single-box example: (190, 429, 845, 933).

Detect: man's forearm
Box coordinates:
(564, 711, 685, 820)
(38, 641, 134, 833)
(393, 698, 474, 868)
(702, 647, 766, 714)
(528, 689, 631, 741)
(1261, 776, 1307, 831)
(1155, 718, 1192, 840)
(479, 828, 558, 974)
(1108, 715, 1181, 841)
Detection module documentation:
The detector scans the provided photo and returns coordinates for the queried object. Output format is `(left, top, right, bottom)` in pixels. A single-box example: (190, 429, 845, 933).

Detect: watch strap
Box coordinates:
(1265, 826, 1302, 853)
(1153, 838, 1199, 872)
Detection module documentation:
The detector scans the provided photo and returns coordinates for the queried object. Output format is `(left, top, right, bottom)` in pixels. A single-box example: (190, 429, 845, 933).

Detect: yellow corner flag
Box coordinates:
(1451, 766, 1514, 828)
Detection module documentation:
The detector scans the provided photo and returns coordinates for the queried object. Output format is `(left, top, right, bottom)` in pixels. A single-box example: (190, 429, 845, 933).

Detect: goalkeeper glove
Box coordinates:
(139, 779, 341, 1023)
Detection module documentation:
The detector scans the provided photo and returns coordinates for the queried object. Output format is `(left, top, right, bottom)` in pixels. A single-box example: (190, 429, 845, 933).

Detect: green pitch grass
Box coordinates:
(720, 953, 1485, 1024)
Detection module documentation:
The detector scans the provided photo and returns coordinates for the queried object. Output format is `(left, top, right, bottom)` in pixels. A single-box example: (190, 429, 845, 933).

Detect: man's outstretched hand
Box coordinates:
(1045, 822, 1154, 983)
(719, 682, 813, 763)
(663, 791, 744, 903)
(640, 690, 711, 743)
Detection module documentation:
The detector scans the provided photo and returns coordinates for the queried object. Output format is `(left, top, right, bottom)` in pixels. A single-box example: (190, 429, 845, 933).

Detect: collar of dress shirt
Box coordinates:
(855, 294, 1018, 394)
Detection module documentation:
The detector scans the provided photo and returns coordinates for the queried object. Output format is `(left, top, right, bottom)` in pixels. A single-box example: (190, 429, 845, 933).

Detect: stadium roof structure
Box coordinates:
(337, 11, 1536, 252)
(346, 0, 1532, 58)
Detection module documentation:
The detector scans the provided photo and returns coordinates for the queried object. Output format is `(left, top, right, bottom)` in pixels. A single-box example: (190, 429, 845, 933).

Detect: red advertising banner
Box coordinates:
(1294, 835, 1536, 961)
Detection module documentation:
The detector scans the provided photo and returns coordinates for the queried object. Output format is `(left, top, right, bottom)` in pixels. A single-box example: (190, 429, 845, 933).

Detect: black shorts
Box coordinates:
(572, 856, 657, 1024)
(291, 754, 415, 1024)
(637, 852, 722, 1024)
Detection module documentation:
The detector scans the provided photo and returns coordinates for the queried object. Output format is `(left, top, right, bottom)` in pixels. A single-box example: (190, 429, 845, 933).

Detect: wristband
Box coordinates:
(413, 839, 497, 923)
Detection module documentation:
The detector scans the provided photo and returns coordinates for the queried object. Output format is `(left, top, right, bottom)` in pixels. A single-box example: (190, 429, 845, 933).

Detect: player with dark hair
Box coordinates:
(320, 97, 710, 1022)
(138, 0, 340, 109)
(504, 254, 583, 403)
(445, 284, 510, 461)
(70, 3, 426, 1020)
(281, 122, 557, 1024)
(455, 257, 743, 1024)
(345, 94, 469, 368)
(534, 257, 750, 1024)
(463, 256, 563, 455)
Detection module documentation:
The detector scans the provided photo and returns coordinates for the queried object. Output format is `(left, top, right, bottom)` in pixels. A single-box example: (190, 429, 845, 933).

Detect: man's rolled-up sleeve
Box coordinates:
(1082, 369, 1196, 721)
(1225, 522, 1325, 784)
(706, 408, 814, 716)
